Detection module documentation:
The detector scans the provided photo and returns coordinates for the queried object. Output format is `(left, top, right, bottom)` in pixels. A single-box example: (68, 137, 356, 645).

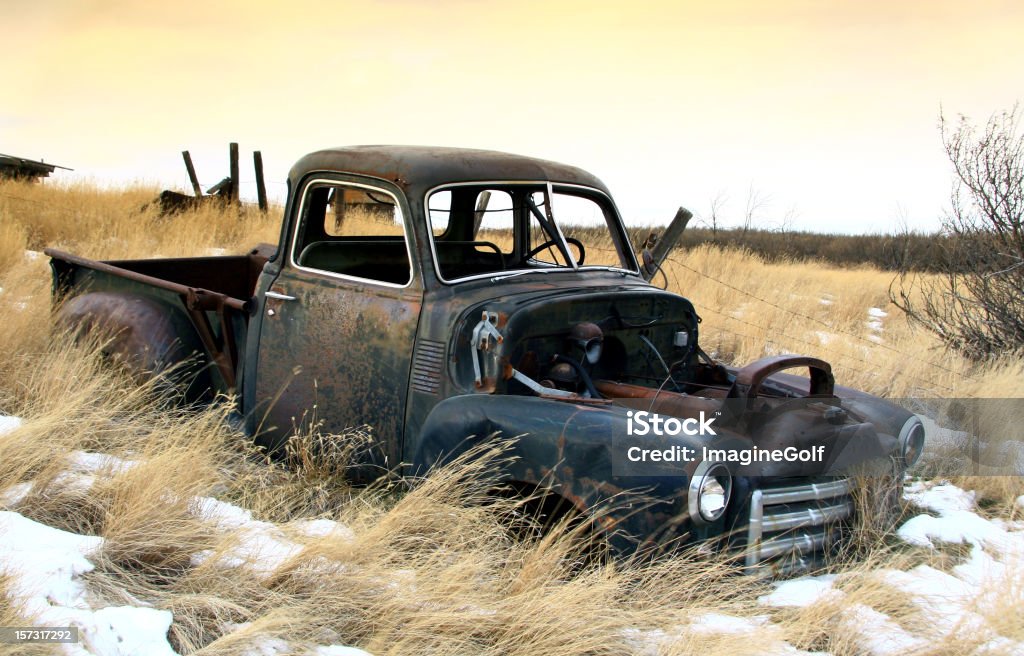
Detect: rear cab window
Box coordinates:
(291, 180, 412, 286)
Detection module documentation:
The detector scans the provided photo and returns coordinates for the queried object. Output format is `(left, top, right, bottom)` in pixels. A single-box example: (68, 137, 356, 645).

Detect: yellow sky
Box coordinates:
(3, 0, 1022, 232)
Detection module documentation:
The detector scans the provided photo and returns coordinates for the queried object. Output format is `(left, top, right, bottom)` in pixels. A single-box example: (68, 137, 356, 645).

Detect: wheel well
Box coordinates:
(490, 480, 612, 564)
(489, 480, 584, 535)
(57, 292, 213, 402)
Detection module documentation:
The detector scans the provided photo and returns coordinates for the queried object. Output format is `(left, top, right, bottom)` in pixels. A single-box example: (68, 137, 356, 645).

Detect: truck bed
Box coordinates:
(45, 243, 276, 309)
(44, 243, 277, 394)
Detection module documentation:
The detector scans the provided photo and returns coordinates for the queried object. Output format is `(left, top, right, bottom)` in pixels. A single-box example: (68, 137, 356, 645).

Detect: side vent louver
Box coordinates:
(411, 339, 445, 394)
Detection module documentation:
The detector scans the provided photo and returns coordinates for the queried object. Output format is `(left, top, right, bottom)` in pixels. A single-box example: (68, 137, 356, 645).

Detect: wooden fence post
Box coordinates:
(642, 206, 693, 281)
(228, 142, 239, 207)
(182, 151, 202, 198)
(254, 151, 268, 213)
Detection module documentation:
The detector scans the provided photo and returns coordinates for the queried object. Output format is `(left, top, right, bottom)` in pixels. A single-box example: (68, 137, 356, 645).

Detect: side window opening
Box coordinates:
(429, 188, 515, 279)
(293, 182, 411, 286)
(550, 189, 626, 270)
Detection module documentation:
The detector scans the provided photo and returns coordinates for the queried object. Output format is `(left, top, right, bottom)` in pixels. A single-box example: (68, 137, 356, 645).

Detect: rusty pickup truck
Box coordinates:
(45, 146, 925, 573)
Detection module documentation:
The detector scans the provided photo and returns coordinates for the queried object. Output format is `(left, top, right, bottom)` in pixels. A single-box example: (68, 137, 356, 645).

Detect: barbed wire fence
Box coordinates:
(661, 254, 974, 396)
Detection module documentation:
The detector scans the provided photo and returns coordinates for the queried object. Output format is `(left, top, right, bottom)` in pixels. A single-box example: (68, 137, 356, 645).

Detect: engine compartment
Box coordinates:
(454, 290, 741, 407)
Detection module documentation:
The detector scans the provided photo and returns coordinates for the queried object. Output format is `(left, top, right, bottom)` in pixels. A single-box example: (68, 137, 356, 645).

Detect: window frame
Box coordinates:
(289, 177, 416, 289)
(424, 180, 640, 284)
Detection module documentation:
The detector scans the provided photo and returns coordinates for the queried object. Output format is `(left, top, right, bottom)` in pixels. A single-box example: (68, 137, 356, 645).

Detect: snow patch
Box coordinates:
(0, 482, 32, 507)
(758, 574, 840, 608)
(881, 565, 982, 627)
(903, 481, 976, 513)
(865, 307, 886, 335)
(897, 510, 1008, 549)
(813, 330, 834, 346)
(69, 451, 137, 476)
(190, 498, 358, 578)
(1, 450, 142, 503)
(0, 511, 178, 656)
(78, 606, 177, 656)
(889, 482, 1024, 649)
(0, 414, 24, 435)
(292, 518, 355, 542)
(240, 635, 292, 656)
(899, 482, 1022, 552)
(687, 611, 769, 634)
(686, 613, 824, 655)
(839, 604, 929, 655)
(191, 496, 257, 531)
(191, 496, 302, 578)
(0, 511, 102, 610)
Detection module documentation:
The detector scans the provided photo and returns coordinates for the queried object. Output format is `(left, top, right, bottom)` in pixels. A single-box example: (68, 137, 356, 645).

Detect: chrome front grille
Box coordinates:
(744, 478, 853, 575)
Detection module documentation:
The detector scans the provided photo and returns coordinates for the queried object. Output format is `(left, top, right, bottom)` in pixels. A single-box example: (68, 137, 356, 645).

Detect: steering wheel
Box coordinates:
(525, 237, 586, 266)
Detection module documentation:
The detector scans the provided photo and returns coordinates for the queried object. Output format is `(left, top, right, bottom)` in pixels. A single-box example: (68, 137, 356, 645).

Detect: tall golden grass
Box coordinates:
(0, 180, 1021, 655)
(0, 180, 279, 261)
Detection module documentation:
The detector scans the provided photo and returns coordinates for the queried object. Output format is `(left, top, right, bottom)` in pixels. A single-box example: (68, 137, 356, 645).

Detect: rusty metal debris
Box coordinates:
(0, 152, 72, 182)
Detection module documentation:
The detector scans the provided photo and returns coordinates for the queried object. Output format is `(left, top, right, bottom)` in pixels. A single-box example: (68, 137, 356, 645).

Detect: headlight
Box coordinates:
(898, 416, 926, 467)
(689, 461, 732, 524)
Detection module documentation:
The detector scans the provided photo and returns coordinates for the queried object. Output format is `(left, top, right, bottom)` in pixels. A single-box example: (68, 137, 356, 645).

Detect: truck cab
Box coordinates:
(247, 147, 649, 465)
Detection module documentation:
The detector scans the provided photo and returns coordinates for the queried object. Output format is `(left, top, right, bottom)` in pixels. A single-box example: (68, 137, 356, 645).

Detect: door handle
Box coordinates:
(265, 289, 296, 316)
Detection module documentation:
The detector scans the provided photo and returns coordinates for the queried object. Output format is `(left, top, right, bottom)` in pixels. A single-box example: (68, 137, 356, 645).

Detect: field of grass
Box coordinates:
(1, 180, 1022, 655)
(623, 226, 952, 273)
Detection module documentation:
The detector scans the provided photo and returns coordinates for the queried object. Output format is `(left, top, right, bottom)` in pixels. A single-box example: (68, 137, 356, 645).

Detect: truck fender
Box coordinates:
(56, 292, 212, 401)
(412, 394, 632, 516)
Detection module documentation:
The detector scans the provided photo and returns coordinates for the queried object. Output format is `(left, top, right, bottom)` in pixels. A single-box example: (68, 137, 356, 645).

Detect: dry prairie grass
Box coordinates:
(656, 244, 995, 399)
(0, 181, 1021, 654)
(0, 179, 280, 260)
(950, 475, 1024, 521)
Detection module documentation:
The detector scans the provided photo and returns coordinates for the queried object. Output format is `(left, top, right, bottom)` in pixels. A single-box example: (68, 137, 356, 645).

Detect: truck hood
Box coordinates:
(442, 276, 700, 395)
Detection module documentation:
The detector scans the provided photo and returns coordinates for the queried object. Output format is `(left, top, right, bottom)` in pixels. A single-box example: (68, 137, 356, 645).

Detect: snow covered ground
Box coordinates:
(2, 412, 1023, 655)
(760, 481, 1024, 655)
(0, 417, 366, 656)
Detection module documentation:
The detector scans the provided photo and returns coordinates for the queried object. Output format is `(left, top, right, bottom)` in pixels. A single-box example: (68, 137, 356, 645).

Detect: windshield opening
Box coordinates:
(426, 183, 637, 282)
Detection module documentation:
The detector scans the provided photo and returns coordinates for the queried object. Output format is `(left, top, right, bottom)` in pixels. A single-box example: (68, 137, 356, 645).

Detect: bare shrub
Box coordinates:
(892, 105, 1024, 360)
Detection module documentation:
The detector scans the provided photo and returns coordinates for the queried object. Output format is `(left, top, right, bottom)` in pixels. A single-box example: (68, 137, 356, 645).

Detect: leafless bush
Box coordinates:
(891, 105, 1024, 360)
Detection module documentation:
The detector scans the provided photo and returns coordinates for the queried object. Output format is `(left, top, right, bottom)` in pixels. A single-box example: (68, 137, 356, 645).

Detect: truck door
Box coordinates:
(253, 177, 422, 475)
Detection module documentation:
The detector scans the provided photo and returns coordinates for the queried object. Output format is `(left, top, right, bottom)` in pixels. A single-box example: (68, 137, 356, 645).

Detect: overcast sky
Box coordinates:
(3, 0, 1022, 234)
